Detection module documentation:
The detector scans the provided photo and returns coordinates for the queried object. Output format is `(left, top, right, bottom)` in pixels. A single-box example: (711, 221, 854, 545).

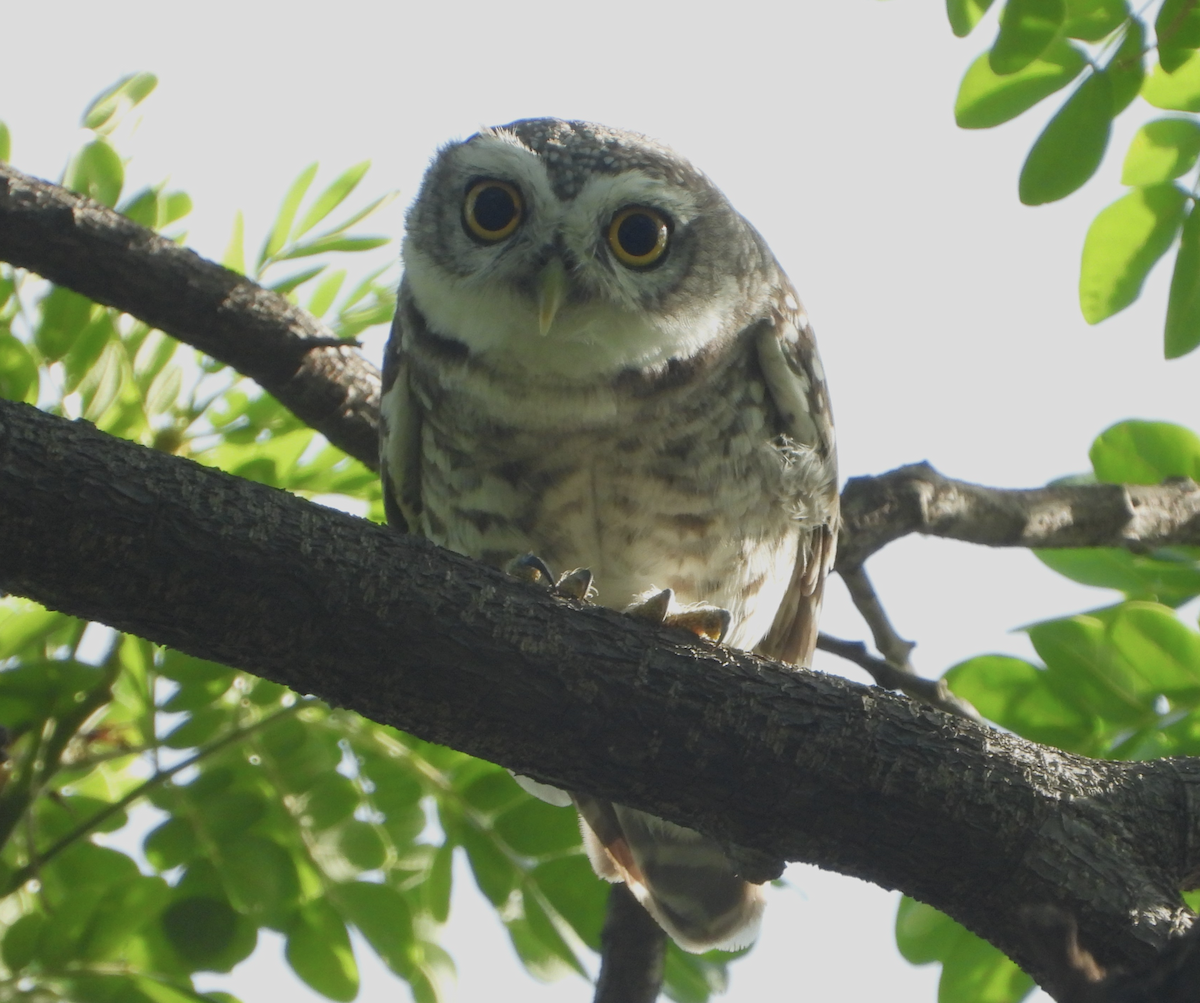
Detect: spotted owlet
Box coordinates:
(380, 119, 838, 953)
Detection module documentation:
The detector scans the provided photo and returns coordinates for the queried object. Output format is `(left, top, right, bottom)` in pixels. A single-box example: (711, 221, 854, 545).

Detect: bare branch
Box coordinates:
(838, 462, 1200, 569)
(815, 633, 978, 720)
(2, 397, 1199, 1001)
(0, 164, 381, 468)
(593, 885, 666, 1003)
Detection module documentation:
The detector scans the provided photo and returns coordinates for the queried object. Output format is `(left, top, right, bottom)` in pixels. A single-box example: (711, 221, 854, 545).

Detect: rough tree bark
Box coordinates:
(1, 398, 1198, 1003)
(4, 164, 1200, 1002)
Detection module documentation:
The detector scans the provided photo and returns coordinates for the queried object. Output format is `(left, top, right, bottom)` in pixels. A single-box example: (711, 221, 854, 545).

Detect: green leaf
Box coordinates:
(163, 191, 192, 226)
(0, 120, 11, 162)
(1166, 203, 1200, 357)
(945, 654, 1093, 746)
(145, 817, 199, 870)
(1156, 0, 1200, 72)
(896, 900, 1034, 1003)
(531, 856, 608, 950)
(260, 163, 318, 267)
(991, 0, 1065, 76)
(335, 881, 414, 976)
(1105, 18, 1145, 113)
(938, 929, 1036, 1002)
(83, 875, 171, 962)
(494, 798, 582, 857)
(1079, 184, 1186, 323)
(0, 331, 38, 403)
(3, 912, 46, 972)
(1019, 71, 1113, 204)
(223, 211, 246, 274)
(36, 286, 94, 361)
(163, 705, 231, 748)
(1028, 615, 1148, 724)
(424, 843, 454, 923)
(956, 42, 1086, 128)
(295, 161, 371, 239)
(268, 265, 326, 296)
(158, 651, 234, 684)
(520, 891, 587, 977)
(303, 773, 361, 830)
(160, 897, 240, 968)
(285, 899, 359, 1002)
(1063, 0, 1128, 40)
(1090, 420, 1200, 482)
(64, 139, 125, 207)
(82, 72, 158, 132)
(308, 269, 347, 318)
(1143, 50, 1200, 111)
(217, 835, 301, 917)
(278, 234, 390, 261)
(339, 820, 388, 871)
(1108, 602, 1200, 697)
(1036, 547, 1200, 607)
(896, 898, 962, 964)
(506, 908, 579, 982)
(947, 0, 996, 36)
(460, 767, 525, 813)
(461, 825, 517, 905)
(1122, 119, 1200, 185)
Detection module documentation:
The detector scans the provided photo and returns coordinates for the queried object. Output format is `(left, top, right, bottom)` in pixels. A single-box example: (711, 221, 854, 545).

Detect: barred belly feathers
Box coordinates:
(380, 119, 838, 952)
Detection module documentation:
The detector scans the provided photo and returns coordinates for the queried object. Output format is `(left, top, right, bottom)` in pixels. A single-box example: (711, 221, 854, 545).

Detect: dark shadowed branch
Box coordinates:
(593, 885, 666, 1003)
(0, 163, 381, 467)
(1, 397, 1199, 1003)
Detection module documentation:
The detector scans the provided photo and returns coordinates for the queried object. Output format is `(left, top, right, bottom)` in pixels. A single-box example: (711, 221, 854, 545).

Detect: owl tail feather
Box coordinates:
(572, 794, 766, 954)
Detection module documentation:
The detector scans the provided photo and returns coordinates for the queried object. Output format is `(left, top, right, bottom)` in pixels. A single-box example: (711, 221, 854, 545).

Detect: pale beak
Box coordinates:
(537, 259, 567, 336)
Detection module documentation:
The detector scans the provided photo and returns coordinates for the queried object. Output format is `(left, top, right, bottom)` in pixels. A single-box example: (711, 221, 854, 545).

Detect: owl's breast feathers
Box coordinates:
(381, 279, 837, 659)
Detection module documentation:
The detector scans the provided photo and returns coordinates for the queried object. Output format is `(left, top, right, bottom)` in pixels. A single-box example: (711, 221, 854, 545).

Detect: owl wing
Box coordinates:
(753, 290, 840, 669)
(379, 282, 424, 535)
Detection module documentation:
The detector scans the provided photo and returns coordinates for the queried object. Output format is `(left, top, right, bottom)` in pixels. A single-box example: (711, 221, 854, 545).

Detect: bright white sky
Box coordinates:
(4, 1, 1199, 1001)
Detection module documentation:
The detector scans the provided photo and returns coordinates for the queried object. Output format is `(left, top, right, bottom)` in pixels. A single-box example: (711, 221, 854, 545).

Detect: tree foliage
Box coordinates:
(2, 4, 1200, 996)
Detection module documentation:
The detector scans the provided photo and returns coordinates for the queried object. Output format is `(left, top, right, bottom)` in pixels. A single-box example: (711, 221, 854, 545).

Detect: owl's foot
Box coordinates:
(625, 589, 732, 643)
(505, 553, 596, 601)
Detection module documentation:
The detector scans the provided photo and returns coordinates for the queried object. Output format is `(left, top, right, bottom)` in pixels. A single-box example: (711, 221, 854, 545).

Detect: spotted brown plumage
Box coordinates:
(381, 119, 838, 952)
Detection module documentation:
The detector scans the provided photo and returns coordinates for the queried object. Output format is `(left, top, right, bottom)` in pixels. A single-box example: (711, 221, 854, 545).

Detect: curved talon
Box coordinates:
(555, 568, 595, 602)
(626, 588, 673, 625)
(666, 607, 733, 644)
(505, 552, 556, 588)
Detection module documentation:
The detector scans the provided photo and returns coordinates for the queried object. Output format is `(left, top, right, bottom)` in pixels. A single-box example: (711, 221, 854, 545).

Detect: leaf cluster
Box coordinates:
(949, 0, 1200, 357)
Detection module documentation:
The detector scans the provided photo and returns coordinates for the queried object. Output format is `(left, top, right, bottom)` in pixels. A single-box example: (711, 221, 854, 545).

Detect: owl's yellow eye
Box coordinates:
(608, 206, 670, 268)
(463, 180, 523, 242)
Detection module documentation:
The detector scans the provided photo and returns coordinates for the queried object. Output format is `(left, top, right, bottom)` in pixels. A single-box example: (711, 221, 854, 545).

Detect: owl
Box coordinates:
(380, 119, 838, 953)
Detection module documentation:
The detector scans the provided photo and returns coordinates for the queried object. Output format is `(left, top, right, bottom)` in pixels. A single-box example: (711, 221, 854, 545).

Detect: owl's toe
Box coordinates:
(506, 554, 595, 602)
(505, 552, 557, 588)
(626, 589, 731, 643)
(625, 588, 674, 625)
(667, 606, 732, 643)
(555, 567, 595, 601)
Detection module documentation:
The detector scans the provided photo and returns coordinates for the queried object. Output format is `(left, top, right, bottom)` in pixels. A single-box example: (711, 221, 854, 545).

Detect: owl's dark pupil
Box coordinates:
(474, 186, 516, 232)
(617, 213, 660, 257)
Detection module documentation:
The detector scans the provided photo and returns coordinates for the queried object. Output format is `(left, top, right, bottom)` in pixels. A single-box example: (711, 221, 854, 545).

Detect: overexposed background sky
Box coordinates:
(3, 1, 1199, 1000)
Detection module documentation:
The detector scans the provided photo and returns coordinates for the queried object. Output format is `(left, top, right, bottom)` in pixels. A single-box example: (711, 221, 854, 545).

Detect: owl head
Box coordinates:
(401, 119, 777, 378)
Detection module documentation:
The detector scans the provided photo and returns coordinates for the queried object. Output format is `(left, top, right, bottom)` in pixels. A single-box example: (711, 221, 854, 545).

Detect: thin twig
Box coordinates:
(816, 633, 979, 720)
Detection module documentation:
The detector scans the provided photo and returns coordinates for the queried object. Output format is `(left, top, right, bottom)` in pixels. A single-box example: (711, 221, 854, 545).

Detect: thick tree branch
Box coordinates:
(0, 164, 381, 468)
(1, 398, 1198, 1002)
(3, 165, 1199, 565)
